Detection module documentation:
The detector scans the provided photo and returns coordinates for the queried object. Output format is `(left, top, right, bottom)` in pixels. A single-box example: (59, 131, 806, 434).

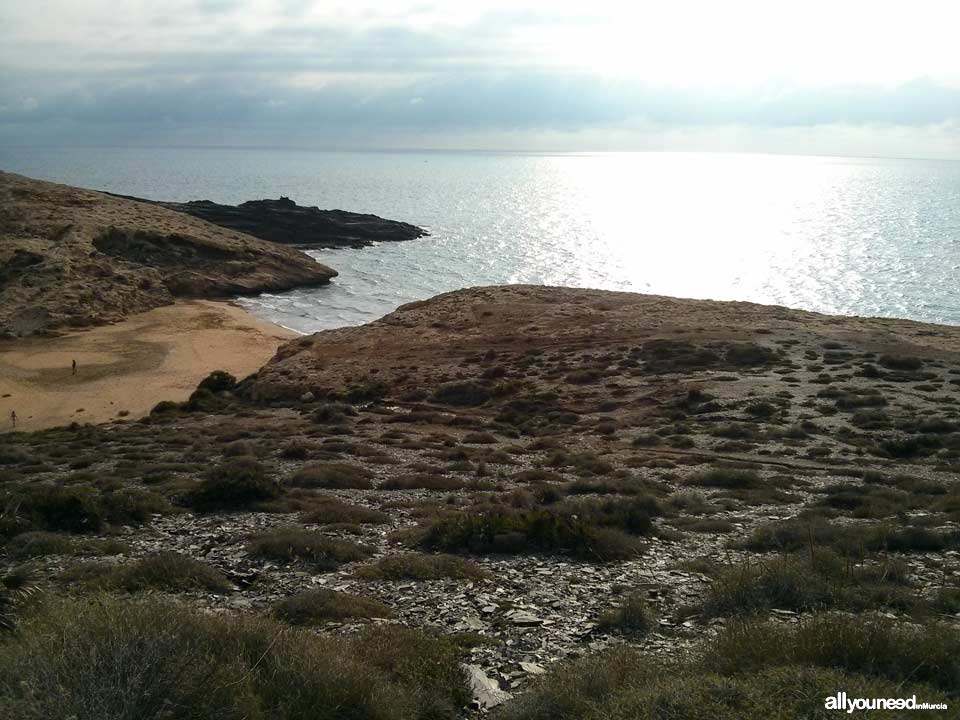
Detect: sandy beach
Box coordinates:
(0, 300, 296, 432)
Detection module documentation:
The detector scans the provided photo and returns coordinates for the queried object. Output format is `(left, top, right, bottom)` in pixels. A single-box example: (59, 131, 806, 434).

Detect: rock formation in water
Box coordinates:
(0, 171, 337, 336)
(113, 195, 429, 248)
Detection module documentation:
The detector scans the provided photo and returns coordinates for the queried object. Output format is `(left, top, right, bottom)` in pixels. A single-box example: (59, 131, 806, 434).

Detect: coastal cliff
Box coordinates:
(0, 171, 337, 336)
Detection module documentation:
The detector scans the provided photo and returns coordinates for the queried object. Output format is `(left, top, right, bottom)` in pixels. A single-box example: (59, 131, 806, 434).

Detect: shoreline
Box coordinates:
(0, 300, 296, 433)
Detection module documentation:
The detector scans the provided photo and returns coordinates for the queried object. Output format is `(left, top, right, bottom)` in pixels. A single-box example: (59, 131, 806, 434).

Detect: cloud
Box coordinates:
(1, 1, 959, 156)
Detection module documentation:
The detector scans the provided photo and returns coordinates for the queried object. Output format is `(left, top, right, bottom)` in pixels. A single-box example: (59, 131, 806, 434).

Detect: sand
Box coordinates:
(0, 300, 296, 432)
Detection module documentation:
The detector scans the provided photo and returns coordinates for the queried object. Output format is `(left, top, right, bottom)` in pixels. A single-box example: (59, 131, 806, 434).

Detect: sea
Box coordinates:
(2, 146, 959, 334)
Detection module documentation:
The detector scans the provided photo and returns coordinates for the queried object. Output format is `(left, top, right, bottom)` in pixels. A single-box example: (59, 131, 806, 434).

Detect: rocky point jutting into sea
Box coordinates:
(0, 171, 427, 338)
(0, 173, 958, 718)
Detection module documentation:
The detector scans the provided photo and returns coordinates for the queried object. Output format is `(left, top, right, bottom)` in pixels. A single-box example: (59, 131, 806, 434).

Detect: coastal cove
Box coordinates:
(0, 300, 295, 431)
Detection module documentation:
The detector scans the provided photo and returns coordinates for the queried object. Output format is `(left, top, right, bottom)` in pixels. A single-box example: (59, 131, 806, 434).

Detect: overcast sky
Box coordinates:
(2, 0, 959, 157)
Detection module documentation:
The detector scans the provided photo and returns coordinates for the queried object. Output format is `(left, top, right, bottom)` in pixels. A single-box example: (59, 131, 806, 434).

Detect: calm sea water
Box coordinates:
(2, 147, 959, 333)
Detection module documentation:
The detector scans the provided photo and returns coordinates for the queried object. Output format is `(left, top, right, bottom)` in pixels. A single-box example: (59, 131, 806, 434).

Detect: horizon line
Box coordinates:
(1, 144, 958, 163)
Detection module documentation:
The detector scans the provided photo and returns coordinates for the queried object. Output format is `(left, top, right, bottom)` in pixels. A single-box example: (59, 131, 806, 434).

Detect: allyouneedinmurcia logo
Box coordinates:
(825, 692, 948, 713)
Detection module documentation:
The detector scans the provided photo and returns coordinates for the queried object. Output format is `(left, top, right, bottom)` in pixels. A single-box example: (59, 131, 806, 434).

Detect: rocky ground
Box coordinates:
(0, 172, 339, 336)
(2, 286, 960, 715)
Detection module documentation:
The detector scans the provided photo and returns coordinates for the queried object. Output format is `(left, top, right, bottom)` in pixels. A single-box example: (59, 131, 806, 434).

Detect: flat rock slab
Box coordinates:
(463, 664, 512, 710)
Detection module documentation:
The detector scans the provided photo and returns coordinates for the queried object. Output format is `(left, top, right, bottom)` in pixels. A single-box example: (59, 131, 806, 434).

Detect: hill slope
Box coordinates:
(0, 171, 335, 336)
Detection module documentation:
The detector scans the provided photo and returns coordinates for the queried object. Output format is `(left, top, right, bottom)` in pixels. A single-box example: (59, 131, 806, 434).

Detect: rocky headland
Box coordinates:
(0, 171, 337, 337)
(112, 194, 429, 248)
(1, 284, 959, 716)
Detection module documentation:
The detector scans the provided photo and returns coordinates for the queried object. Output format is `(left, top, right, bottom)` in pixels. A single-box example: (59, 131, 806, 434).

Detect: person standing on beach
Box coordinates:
(72, 359, 77, 375)
(9, 410, 15, 428)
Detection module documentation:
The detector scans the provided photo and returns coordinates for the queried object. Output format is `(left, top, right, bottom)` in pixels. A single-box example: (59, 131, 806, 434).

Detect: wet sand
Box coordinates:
(0, 300, 296, 432)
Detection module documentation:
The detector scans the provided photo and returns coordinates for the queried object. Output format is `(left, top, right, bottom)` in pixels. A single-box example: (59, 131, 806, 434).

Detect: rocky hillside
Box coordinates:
(247, 284, 960, 402)
(2, 286, 958, 715)
(0, 172, 336, 336)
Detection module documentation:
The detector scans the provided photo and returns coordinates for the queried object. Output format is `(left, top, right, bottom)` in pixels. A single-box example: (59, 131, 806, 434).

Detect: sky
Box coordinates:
(1, 0, 959, 157)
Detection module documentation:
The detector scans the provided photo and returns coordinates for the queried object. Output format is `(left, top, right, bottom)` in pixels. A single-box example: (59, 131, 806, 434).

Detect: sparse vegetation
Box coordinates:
(0, 595, 470, 719)
(274, 588, 393, 624)
(186, 458, 280, 512)
(700, 552, 916, 616)
(287, 462, 374, 489)
(247, 528, 374, 569)
(596, 593, 652, 636)
(301, 498, 389, 525)
(355, 553, 489, 581)
(418, 508, 643, 562)
(500, 616, 957, 720)
(61, 552, 232, 593)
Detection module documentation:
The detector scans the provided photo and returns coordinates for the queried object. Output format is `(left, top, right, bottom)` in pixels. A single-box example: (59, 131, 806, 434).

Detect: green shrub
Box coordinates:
(7, 532, 128, 560)
(879, 354, 924, 371)
(596, 593, 652, 636)
(101, 488, 171, 525)
(816, 483, 907, 518)
(432, 381, 490, 406)
(419, 509, 641, 562)
(0, 568, 40, 632)
(247, 529, 373, 570)
(15, 485, 105, 533)
(287, 462, 374, 490)
(701, 553, 915, 616)
(725, 343, 778, 366)
(705, 615, 959, 695)
(499, 649, 941, 720)
(0, 595, 470, 719)
(313, 403, 356, 424)
(686, 468, 760, 489)
(196, 370, 237, 394)
(62, 552, 231, 593)
(149, 400, 181, 415)
(186, 458, 280, 512)
(346, 379, 389, 403)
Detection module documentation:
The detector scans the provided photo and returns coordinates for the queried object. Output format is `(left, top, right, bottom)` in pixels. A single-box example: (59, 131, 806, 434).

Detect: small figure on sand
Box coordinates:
(72, 359, 77, 375)
(9, 410, 15, 428)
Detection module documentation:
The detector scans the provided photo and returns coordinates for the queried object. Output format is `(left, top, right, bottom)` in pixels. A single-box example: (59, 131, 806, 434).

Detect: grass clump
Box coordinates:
(61, 552, 232, 593)
(301, 498, 389, 525)
(686, 468, 761, 489)
(8, 484, 105, 534)
(700, 552, 915, 616)
(596, 593, 653, 636)
(501, 616, 956, 720)
(6, 532, 128, 560)
(0, 595, 470, 719)
(816, 483, 908, 518)
(287, 462, 374, 489)
(247, 528, 373, 569)
(432, 380, 490, 406)
(705, 615, 959, 695)
(879, 354, 924, 371)
(419, 508, 642, 562)
(274, 588, 392, 625)
(355, 553, 489, 581)
(186, 458, 280, 512)
(380, 474, 465, 491)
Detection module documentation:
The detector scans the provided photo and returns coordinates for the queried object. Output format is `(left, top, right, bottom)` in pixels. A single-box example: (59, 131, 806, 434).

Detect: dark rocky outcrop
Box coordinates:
(113, 195, 428, 248)
(0, 172, 337, 336)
